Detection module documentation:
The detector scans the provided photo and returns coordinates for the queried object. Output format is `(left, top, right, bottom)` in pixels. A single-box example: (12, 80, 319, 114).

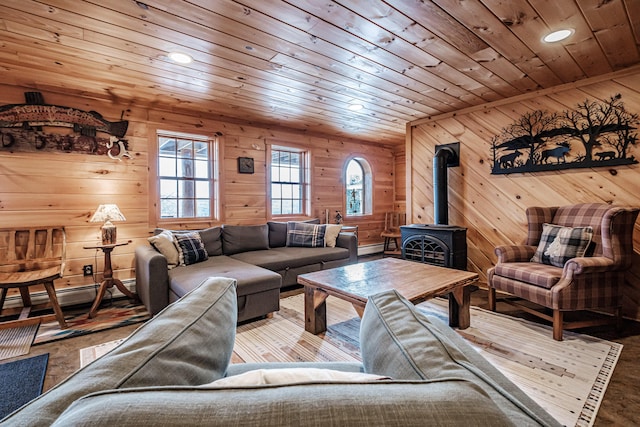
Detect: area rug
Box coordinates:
(0, 323, 39, 361)
(34, 299, 149, 345)
(0, 353, 49, 418)
(80, 294, 621, 427)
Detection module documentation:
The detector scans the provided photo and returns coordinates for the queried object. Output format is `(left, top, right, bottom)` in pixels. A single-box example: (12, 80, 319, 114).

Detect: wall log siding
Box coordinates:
(407, 70, 640, 320)
(0, 84, 395, 303)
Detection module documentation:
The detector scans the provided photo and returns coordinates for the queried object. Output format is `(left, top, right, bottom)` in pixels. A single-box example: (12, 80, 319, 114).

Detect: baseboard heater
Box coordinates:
(2, 279, 136, 310)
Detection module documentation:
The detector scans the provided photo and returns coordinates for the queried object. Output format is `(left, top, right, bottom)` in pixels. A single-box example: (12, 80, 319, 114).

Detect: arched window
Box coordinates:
(345, 158, 372, 216)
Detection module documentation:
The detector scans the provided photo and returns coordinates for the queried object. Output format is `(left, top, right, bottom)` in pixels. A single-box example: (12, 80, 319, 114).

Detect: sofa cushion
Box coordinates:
(2, 277, 238, 427)
(52, 381, 518, 427)
(230, 247, 349, 272)
(147, 230, 180, 268)
(168, 256, 281, 297)
(173, 232, 208, 266)
(359, 289, 560, 426)
(199, 226, 223, 256)
(493, 262, 562, 289)
(222, 224, 269, 255)
(531, 223, 593, 267)
(286, 222, 326, 247)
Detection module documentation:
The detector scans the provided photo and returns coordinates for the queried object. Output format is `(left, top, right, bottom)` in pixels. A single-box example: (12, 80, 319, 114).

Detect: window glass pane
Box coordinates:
(160, 179, 177, 198)
(292, 199, 301, 214)
(292, 184, 301, 198)
(282, 184, 292, 199)
(272, 183, 281, 198)
(290, 167, 300, 183)
(272, 200, 281, 215)
(160, 199, 177, 218)
(178, 199, 195, 218)
(194, 160, 208, 178)
(178, 180, 196, 198)
(159, 138, 176, 156)
(196, 199, 210, 217)
(177, 139, 192, 158)
(271, 165, 280, 181)
(195, 181, 209, 198)
(194, 141, 208, 159)
(159, 157, 176, 177)
(282, 199, 293, 215)
(177, 158, 194, 178)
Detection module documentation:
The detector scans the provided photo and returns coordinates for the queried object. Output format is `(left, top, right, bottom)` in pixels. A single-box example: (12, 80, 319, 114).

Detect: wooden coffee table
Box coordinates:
(297, 257, 479, 334)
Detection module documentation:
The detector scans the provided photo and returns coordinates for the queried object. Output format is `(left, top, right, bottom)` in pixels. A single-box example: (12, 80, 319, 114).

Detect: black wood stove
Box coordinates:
(401, 142, 468, 271)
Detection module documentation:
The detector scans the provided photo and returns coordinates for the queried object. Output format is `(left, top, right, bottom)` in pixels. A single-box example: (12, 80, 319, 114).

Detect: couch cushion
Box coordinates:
(359, 289, 560, 426)
(2, 277, 238, 427)
(173, 231, 208, 266)
(52, 382, 518, 427)
(199, 226, 223, 256)
(168, 256, 281, 297)
(531, 223, 593, 267)
(222, 224, 269, 255)
(230, 247, 349, 272)
(493, 262, 563, 289)
(286, 222, 326, 247)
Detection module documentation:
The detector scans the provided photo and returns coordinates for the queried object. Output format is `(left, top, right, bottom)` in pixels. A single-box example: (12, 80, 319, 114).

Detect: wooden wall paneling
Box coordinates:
(408, 70, 640, 319)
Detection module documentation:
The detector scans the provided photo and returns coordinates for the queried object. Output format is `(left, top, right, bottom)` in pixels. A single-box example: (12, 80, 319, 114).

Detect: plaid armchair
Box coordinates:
(487, 203, 639, 340)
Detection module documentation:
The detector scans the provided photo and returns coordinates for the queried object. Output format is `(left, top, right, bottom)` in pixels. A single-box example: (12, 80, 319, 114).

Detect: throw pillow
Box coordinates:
(173, 232, 209, 266)
(286, 222, 326, 248)
(147, 230, 180, 269)
(530, 223, 593, 267)
(205, 368, 388, 387)
(324, 224, 342, 248)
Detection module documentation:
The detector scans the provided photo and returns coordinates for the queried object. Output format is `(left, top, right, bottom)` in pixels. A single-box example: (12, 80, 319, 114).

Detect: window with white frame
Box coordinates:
(270, 147, 308, 216)
(157, 131, 217, 219)
(345, 157, 372, 216)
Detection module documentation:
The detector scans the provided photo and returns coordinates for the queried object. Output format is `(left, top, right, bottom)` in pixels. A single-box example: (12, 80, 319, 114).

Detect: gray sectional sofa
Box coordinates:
(1, 277, 560, 426)
(135, 221, 357, 322)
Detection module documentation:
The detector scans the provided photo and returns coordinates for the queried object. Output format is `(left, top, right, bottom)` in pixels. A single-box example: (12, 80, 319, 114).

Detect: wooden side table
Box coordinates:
(84, 242, 135, 318)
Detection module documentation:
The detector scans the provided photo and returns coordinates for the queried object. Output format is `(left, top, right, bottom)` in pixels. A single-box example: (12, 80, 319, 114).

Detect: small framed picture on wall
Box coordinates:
(238, 157, 254, 174)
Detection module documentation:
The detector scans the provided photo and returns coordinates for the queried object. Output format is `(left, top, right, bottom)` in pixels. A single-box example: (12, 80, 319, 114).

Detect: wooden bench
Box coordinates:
(0, 226, 68, 329)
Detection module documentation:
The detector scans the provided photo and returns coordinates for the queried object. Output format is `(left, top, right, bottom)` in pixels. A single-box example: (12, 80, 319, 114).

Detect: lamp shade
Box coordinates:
(90, 204, 126, 245)
(89, 204, 126, 223)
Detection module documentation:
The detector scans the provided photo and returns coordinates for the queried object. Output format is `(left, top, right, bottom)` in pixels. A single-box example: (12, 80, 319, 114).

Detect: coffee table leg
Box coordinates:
(305, 286, 329, 334)
(448, 286, 470, 329)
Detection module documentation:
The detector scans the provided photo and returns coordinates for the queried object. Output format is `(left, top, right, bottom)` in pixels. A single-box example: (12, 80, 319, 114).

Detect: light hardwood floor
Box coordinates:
(9, 286, 640, 426)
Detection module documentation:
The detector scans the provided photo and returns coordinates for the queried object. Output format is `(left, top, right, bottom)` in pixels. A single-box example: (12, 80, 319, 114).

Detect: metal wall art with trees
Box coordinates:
(490, 94, 638, 174)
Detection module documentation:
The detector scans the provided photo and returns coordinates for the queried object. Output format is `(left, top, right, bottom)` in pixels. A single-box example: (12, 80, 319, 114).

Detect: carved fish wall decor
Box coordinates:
(0, 92, 128, 138)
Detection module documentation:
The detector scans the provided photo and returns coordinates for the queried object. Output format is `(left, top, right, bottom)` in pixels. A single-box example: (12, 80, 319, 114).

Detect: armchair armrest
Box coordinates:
(564, 256, 616, 275)
(494, 245, 536, 263)
(135, 245, 170, 316)
(336, 232, 358, 264)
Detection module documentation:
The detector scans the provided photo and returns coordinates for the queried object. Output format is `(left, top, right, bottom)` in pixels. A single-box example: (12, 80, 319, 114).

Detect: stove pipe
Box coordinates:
(433, 146, 456, 225)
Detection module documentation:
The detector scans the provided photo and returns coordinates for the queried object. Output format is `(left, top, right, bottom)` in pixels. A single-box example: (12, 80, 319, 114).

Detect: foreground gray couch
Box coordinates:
(2, 276, 560, 426)
(135, 221, 357, 322)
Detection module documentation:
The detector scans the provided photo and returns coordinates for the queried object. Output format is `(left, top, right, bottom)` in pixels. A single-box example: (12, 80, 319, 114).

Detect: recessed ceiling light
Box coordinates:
(543, 29, 574, 43)
(348, 103, 364, 111)
(168, 52, 193, 64)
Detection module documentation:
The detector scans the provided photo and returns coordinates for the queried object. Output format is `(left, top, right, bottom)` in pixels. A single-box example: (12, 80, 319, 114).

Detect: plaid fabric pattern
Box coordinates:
(286, 222, 326, 248)
(173, 232, 208, 266)
(489, 204, 639, 313)
(531, 223, 593, 267)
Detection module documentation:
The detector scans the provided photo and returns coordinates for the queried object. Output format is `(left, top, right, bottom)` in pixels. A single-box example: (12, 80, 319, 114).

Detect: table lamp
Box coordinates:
(90, 204, 126, 245)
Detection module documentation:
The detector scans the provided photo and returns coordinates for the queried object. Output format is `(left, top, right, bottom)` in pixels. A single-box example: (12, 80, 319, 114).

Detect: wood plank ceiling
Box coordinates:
(1, 0, 640, 145)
